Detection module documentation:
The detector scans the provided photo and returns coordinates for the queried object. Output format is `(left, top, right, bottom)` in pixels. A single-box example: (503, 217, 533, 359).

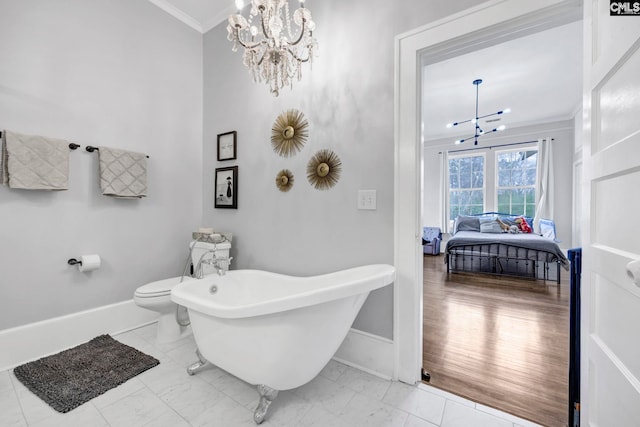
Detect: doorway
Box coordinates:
(417, 15, 581, 426)
(393, 0, 583, 416)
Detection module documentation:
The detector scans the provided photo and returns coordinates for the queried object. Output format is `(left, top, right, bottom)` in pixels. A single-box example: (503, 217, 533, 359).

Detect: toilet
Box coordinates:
(134, 240, 231, 343)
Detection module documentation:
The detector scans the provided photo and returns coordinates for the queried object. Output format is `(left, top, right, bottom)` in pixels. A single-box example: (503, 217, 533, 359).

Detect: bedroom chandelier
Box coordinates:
(447, 79, 510, 145)
(227, 0, 317, 97)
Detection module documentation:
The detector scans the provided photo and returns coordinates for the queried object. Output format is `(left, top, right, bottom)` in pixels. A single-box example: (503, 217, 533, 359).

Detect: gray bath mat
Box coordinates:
(13, 334, 159, 413)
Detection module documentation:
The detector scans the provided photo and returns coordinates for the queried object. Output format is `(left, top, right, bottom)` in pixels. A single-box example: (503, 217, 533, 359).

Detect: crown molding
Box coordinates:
(147, 0, 204, 33)
(203, 4, 236, 33)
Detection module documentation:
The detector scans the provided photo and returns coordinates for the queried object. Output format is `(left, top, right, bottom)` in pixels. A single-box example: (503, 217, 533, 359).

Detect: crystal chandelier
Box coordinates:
(227, 0, 317, 96)
(447, 79, 510, 145)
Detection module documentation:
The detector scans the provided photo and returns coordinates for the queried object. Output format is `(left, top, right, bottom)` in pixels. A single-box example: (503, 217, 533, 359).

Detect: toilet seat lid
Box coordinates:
(135, 276, 182, 297)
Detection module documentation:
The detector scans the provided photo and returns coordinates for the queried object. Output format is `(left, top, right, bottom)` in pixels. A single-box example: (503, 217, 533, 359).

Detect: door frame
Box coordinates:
(393, 0, 583, 384)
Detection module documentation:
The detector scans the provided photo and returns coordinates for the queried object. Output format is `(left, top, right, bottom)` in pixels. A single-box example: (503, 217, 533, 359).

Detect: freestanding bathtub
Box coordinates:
(170, 264, 395, 424)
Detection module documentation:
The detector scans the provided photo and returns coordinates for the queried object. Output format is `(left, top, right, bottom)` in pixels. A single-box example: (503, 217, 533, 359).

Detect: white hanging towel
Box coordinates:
(1, 130, 70, 190)
(98, 146, 148, 198)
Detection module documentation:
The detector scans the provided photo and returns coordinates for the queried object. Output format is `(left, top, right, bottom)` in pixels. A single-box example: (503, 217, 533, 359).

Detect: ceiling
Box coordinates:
(147, 2, 583, 143)
(422, 21, 583, 143)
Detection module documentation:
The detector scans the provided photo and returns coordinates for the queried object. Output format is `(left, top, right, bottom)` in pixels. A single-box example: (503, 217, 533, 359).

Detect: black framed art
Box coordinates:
(217, 131, 237, 161)
(214, 166, 238, 209)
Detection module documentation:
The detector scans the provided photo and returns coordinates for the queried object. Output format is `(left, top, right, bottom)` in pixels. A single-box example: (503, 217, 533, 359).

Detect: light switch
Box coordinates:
(358, 190, 377, 210)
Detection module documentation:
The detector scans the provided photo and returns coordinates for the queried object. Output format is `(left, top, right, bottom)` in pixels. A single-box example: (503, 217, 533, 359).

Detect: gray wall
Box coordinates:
(203, 0, 485, 339)
(0, 0, 203, 329)
(0, 0, 488, 336)
(422, 120, 576, 249)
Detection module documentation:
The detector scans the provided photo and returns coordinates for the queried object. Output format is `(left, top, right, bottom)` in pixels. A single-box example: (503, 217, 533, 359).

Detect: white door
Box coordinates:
(581, 2, 640, 425)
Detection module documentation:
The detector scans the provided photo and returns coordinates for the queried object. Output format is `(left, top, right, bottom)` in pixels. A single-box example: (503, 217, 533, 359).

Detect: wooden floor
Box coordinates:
(422, 254, 570, 427)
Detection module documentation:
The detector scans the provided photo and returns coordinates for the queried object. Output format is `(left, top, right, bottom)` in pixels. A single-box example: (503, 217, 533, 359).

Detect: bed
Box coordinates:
(445, 213, 569, 283)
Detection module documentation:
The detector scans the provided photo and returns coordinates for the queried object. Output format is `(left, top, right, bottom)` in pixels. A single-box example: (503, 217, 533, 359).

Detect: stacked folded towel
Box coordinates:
(1, 130, 70, 190)
(98, 146, 148, 198)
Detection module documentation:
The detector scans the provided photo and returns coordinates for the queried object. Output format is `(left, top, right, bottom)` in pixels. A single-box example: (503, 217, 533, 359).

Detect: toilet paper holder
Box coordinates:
(67, 255, 101, 272)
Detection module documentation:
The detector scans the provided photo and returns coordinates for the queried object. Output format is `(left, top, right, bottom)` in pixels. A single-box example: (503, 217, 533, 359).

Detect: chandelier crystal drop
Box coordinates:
(227, 0, 318, 96)
(447, 79, 510, 145)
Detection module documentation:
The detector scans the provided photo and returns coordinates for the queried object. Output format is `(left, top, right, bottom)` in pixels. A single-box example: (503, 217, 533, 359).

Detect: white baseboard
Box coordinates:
(0, 300, 158, 371)
(333, 328, 395, 380)
(1, 307, 395, 379)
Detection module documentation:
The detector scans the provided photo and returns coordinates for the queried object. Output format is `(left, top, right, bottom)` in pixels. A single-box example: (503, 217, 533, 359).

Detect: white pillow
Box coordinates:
(479, 218, 503, 233)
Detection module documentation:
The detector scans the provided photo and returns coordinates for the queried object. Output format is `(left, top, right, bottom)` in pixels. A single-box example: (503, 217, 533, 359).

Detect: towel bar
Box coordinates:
(86, 145, 149, 158)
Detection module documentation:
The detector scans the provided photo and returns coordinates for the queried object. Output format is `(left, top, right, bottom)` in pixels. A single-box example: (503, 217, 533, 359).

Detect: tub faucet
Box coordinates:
(180, 234, 214, 283)
(212, 256, 232, 276)
(194, 251, 232, 278)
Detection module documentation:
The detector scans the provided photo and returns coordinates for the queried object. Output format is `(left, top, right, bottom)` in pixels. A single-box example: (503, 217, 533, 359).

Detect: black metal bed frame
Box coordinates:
(446, 243, 562, 284)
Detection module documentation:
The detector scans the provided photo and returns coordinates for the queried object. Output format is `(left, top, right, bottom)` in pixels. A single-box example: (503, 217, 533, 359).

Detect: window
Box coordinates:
(448, 154, 484, 220)
(496, 149, 537, 216)
(444, 146, 538, 224)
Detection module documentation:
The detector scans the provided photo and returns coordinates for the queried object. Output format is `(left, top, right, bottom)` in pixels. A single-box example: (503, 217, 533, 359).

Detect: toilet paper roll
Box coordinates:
(78, 254, 101, 272)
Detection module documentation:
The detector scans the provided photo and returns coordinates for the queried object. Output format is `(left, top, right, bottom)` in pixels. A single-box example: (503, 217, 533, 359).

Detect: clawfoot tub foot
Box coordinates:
(253, 385, 279, 424)
(187, 348, 210, 376)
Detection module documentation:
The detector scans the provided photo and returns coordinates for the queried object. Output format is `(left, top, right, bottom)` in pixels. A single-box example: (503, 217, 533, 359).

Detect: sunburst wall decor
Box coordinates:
(307, 149, 342, 190)
(275, 169, 295, 192)
(271, 109, 309, 157)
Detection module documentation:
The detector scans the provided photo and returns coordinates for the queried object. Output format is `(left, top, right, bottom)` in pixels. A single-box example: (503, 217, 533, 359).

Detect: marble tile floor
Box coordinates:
(0, 324, 544, 427)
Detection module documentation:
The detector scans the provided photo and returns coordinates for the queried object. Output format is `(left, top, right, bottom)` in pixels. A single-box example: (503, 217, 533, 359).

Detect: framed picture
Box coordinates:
(217, 131, 237, 161)
(215, 166, 238, 209)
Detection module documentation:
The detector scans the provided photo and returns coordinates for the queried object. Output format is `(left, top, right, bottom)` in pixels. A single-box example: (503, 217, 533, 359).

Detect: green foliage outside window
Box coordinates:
(447, 149, 537, 222)
(449, 155, 484, 220)
(496, 150, 537, 216)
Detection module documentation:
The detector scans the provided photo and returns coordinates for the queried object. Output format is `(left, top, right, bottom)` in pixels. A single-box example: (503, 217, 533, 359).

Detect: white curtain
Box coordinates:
(439, 151, 450, 233)
(534, 137, 554, 231)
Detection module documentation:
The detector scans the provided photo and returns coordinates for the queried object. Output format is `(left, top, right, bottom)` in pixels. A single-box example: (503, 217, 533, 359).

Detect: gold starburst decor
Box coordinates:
(271, 109, 309, 157)
(275, 169, 295, 192)
(307, 149, 342, 190)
